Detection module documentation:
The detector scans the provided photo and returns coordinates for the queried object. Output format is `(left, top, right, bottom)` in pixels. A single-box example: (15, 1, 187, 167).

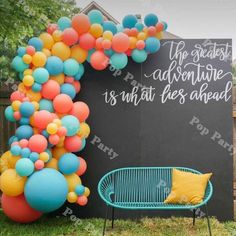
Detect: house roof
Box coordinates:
(81, 1, 181, 39)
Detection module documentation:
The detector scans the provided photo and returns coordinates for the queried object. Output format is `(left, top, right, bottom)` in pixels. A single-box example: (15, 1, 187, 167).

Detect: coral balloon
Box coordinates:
(53, 94, 73, 113)
(79, 33, 95, 50)
(72, 14, 90, 35)
(28, 134, 48, 153)
(62, 28, 79, 46)
(41, 80, 60, 100)
(2, 194, 42, 223)
(34, 110, 53, 129)
(90, 51, 109, 70)
(69, 101, 90, 122)
(64, 135, 82, 152)
(76, 157, 87, 176)
(112, 33, 129, 53)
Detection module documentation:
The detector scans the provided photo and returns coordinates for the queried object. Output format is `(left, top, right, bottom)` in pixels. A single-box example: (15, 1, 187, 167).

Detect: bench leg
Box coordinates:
(204, 204, 212, 236)
(193, 208, 196, 226)
(111, 207, 115, 228)
(103, 205, 109, 236)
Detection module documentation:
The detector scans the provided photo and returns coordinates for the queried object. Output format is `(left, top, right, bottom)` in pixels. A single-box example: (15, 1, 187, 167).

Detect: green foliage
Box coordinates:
(0, 0, 80, 81)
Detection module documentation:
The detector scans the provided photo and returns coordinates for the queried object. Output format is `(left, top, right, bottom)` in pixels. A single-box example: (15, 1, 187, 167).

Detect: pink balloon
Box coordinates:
(69, 101, 90, 122)
(41, 80, 60, 100)
(10, 91, 25, 102)
(53, 94, 73, 113)
(64, 135, 82, 152)
(47, 23, 58, 35)
(136, 40, 145, 50)
(35, 160, 44, 170)
(76, 157, 87, 176)
(49, 134, 60, 145)
(19, 139, 29, 148)
(65, 76, 74, 84)
(34, 110, 53, 129)
(28, 134, 47, 153)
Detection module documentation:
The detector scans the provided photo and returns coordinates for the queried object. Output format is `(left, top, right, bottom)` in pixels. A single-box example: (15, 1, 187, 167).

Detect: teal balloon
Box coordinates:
(131, 49, 147, 63)
(135, 22, 144, 32)
(20, 101, 35, 117)
(41, 130, 49, 138)
(116, 24, 124, 32)
(29, 152, 39, 162)
(11, 145, 21, 156)
(5, 106, 16, 122)
(32, 82, 42, 92)
(19, 117, 30, 125)
(110, 53, 128, 69)
(45, 56, 63, 75)
(88, 10, 103, 24)
(57, 17, 71, 30)
(104, 49, 114, 57)
(33, 67, 49, 84)
(122, 14, 137, 28)
(64, 59, 80, 76)
(39, 99, 54, 112)
(75, 185, 85, 195)
(80, 138, 86, 151)
(25, 168, 68, 212)
(103, 21, 117, 34)
(61, 115, 80, 136)
(145, 37, 160, 53)
(28, 37, 43, 51)
(58, 153, 80, 175)
(15, 125, 33, 140)
(16, 158, 34, 176)
(17, 47, 26, 56)
(74, 63, 84, 81)
(11, 56, 29, 72)
(162, 21, 168, 30)
(144, 13, 158, 27)
(8, 136, 18, 146)
(21, 147, 31, 158)
(60, 83, 76, 99)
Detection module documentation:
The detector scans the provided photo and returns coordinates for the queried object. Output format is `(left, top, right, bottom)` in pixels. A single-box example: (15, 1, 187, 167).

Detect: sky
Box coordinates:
(76, 0, 236, 60)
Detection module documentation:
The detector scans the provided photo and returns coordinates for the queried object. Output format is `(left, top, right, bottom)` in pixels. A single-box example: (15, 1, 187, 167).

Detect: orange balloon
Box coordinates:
(26, 89, 42, 102)
(52, 147, 67, 160)
(112, 33, 129, 53)
(50, 73, 65, 85)
(90, 24, 103, 38)
(90, 51, 109, 70)
(51, 42, 71, 61)
(32, 52, 47, 67)
(45, 158, 58, 169)
(52, 30, 63, 42)
(71, 45, 88, 63)
(129, 37, 137, 49)
(72, 14, 90, 35)
(39, 32, 54, 49)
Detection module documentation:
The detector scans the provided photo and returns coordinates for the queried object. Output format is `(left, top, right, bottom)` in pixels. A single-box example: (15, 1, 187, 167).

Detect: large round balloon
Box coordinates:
(2, 194, 42, 223)
(24, 168, 68, 212)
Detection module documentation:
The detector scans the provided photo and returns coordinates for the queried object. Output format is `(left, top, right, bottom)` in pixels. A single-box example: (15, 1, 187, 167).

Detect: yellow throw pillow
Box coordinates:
(164, 168, 212, 205)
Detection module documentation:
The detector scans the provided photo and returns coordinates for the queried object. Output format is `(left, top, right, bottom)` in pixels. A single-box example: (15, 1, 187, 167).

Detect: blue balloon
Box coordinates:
(110, 53, 128, 69)
(61, 115, 80, 136)
(57, 17, 71, 31)
(15, 125, 33, 140)
(28, 37, 43, 51)
(8, 136, 18, 146)
(103, 21, 117, 34)
(87, 49, 96, 63)
(39, 99, 54, 112)
(10, 145, 21, 156)
(161, 21, 168, 30)
(16, 158, 34, 176)
(88, 10, 103, 24)
(122, 15, 138, 28)
(17, 47, 26, 57)
(45, 56, 64, 75)
(60, 83, 76, 99)
(64, 59, 80, 76)
(21, 147, 31, 158)
(75, 184, 85, 195)
(80, 138, 86, 151)
(19, 117, 30, 125)
(116, 24, 124, 32)
(25, 168, 68, 212)
(5, 106, 16, 122)
(11, 56, 29, 72)
(144, 13, 158, 27)
(135, 22, 144, 32)
(32, 82, 42, 92)
(41, 130, 49, 138)
(33, 67, 49, 84)
(20, 101, 35, 117)
(29, 152, 39, 162)
(131, 49, 147, 63)
(78, 63, 84, 77)
(58, 153, 80, 175)
(145, 37, 160, 53)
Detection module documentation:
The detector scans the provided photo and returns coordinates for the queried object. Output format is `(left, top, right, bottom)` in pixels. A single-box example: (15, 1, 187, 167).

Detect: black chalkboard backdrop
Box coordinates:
(60, 39, 233, 221)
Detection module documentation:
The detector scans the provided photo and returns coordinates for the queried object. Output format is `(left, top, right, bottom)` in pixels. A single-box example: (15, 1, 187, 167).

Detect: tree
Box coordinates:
(0, 0, 80, 81)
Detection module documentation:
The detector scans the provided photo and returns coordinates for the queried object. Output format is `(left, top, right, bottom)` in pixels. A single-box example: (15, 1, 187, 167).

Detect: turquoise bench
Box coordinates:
(98, 167, 213, 236)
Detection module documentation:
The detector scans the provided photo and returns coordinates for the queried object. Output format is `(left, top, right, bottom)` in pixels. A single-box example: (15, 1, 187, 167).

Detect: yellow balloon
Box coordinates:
(0, 151, 11, 173)
(103, 31, 113, 40)
(137, 32, 147, 40)
(26, 89, 42, 102)
(52, 30, 63, 42)
(23, 69, 33, 76)
(64, 173, 81, 192)
(84, 187, 90, 197)
(78, 122, 90, 138)
(52, 147, 67, 160)
(42, 48, 51, 57)
(47, 123, 58, 134)
(50, 73, 65, 85)
(51, 42, 71, 61)
(90, 23, 103, 38)
(67, 192, 77, 203)
(39, 152, 50, 162)
(129, 37, 138, 49)
(12, 100, 22, 111)
(32, 52, 47, 67)
(0, 169, 27, 196)
(22, 54, 32, 64)
(56, 136, 65, 147)
(45, 158, 58, 170)
(18, 83, 27, 94)
(156, 32, 163, 40)
(53, 119, 62, 127)
(39, 32, 54, 49)
(32, 101, 39, 111)
(23, 75, 34, 87)
(8, 155, 21, 168)
(70, 45, 88, 63)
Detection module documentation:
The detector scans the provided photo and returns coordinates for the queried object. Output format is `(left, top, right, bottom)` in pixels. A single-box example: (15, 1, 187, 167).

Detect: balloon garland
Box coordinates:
(0, 10, 167, 223)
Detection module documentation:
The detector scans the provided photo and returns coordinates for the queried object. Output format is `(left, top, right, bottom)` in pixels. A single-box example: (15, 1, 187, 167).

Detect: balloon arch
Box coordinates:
(0, 10, 167, 223)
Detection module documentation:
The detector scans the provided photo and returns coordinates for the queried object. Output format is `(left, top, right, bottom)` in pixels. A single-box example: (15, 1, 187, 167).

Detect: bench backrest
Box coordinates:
(99, 167, 212, 204)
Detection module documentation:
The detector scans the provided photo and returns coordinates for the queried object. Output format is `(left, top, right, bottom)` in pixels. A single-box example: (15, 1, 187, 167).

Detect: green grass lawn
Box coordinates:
(0, 211, 235, 236)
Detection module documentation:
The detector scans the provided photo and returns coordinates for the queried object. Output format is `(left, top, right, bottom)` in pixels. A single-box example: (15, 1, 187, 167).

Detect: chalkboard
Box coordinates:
(63, 39, 233, 221)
